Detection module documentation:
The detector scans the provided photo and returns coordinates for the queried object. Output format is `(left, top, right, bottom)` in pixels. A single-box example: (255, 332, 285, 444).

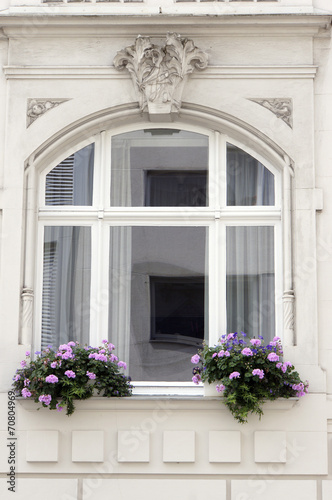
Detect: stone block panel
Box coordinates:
(72, 431, 104, 462)
(209, 430, 241, 462)
(254, 431, 286, 463)
(82, 478, 226, 500)
(117, 430, 150, 462)
(0, 478, 77, 500)
(26, 431, 59, 462)
(231, 480, 317, 500)
(163, 431, 195, 462)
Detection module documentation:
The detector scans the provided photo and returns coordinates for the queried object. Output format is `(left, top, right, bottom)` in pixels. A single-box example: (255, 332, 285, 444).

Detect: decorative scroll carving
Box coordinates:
(113, 33, 208, 117)
(27, 98, 70, 127)
(283, 290, 295, 346)
(249, 98, 293, 128)
(21, 288, 34, 345)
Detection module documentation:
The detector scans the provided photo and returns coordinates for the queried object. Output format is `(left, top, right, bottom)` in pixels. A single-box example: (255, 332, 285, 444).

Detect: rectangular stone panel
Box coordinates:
(209, 431, 241, 462)
(117, 430, 150, 462)
(0, 478, 77, 500)
(163, 431, 195, 462)
(83, 479, 226, 500)
(231, 480, 316, 500)
(254, 431, 286, 463)
(72, 431, 104, 462)
(26, 431, 58, 462)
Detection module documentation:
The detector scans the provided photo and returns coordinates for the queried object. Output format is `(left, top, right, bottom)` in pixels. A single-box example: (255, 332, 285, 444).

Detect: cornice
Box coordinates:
(3, 65, 318, 80)
(0, 14, 331, 38)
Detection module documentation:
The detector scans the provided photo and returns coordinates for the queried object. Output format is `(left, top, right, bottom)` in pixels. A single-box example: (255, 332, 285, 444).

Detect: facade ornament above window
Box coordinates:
(113, 33, 208, 119)
(249, 98, 293, 128)
(26, 98, 70, 127)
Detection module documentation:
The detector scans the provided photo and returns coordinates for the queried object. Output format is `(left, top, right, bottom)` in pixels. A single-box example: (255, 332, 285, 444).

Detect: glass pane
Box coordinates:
(109, 226, 208, 381)
(45, 144, 94, 205)
(41, 226, 91, 349)
(226, 226, 275, 341)
(227, 144, 275, 206)
(111, 129, 208, 207)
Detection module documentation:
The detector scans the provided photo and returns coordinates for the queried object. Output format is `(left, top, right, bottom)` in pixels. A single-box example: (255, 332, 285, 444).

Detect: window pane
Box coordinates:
(227, 144, 275, 206)
(45, 144, 94, 206)
(226, 226, 275, 340)
(111, 129, 208, 207)
(41, 226, 91, 349)
(109, 226, 208, 381)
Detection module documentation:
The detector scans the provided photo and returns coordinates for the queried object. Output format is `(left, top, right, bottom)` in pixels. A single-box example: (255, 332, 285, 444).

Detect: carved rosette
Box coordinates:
(113, 33, 208, 117)
(27, 99, 70, 127)
(249, 98, 293, 128)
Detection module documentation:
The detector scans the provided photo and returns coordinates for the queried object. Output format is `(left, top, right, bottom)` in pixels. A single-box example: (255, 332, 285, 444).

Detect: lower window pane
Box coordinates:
(109, 226, 208, 382)
(41, 226, 91, 349)
(226, 226, 275, 340)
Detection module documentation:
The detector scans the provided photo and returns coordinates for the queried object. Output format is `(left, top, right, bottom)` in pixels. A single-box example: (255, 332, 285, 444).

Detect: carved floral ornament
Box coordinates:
(113, 33, 209, 118)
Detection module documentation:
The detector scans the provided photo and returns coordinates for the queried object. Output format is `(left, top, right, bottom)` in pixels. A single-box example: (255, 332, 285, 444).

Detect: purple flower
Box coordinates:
(45, 374, 59, 384)
(224, 351, 230, 357)
(24, 378, 30, 386)
(229, 371, 240, 379)
(117, 361, 127, 370)
(39, 394, 52, 405)
(267, 352, 279, 362)
(95, 353, 108, 362)
(241, 347, 253, 356)
(64, 370, 76, 379)
(276, 362, 282, 369)
(191, 354, 200, 364)
(25, 351, 31, 357)
(192, 374, 202, 385)
(212, 353, 217, 359)
(86, 371, 96, 380)
(15, 374, 21, 381)
(20, 360, 26, 367)
(21, 388, 31, 398)
(252, 368, 264, 379)
(218, 350, 225, 357)
(227, 333, 235, 340)
(67, 341, 76, 347)
(35, 351, 41, 355)
(216, 384, 225, 393)
(273, 336, 281, 342)
(50, 361, 57, 369)
(108, 343, 115, 350)
(250, 339, 261, 347)
(56, 403, 63, 412)
(59, 344, 70, 351)
(102, 339, 108, 344)
(62, 351, 74, 360)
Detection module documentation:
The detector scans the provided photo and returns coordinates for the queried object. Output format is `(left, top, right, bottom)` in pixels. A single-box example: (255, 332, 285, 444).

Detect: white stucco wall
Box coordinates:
(0, 2, 332, 498)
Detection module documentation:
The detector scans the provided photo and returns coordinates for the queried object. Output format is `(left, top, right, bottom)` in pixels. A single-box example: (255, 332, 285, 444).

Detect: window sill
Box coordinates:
(17, 396, 299, 413)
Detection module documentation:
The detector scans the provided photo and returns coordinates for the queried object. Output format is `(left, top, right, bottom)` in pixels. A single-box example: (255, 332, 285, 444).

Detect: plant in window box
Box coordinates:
(191, 332, 308, 424)
(12, 340, 132, 416)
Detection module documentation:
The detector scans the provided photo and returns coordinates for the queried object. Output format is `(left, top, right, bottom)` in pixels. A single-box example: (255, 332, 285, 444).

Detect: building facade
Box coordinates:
(0, 0, 332, 499)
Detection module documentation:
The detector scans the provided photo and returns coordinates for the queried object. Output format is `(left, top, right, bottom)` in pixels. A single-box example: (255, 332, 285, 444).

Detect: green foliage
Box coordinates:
(13, 341, 132, 416)
(192, 333, 308, 424)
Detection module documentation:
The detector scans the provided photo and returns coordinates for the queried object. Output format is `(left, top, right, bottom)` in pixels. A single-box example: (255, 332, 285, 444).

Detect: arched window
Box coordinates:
(37, 126, 282, 387)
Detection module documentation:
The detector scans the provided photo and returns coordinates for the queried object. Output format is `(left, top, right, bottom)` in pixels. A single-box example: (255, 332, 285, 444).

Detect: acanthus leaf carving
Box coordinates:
(113, 33, 208, 117)
(27, 98, 71, 127)
(249, 98, 293, 128)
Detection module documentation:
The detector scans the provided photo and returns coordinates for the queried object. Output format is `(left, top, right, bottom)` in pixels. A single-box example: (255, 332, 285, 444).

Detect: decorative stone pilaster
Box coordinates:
(283, 290, 295, 346)
(113, 33, 208, 119)
(21, 287, 34, 345)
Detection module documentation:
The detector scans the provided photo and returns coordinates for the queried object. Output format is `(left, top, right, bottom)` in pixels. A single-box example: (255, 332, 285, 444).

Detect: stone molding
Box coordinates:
(113, 33, 208, 117)
(27, 98, 70, 127)
(249, 98, 293, 128)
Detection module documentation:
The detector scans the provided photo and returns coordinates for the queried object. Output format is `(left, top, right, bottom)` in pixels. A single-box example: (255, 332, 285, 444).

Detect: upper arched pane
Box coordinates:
(227, 144, 275, 206)
(110, 129, 209, 207)
(45, 144, 94, 206)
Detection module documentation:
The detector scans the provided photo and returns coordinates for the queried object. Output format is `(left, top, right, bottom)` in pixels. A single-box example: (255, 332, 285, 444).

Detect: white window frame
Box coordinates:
(34, 122, 282, 395)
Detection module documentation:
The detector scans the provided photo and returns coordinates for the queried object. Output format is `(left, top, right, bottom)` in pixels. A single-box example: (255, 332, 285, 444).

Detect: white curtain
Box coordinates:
(226, 226, 275, 341)
(227, 146, 274, 206)
(41, 226, 91, 349)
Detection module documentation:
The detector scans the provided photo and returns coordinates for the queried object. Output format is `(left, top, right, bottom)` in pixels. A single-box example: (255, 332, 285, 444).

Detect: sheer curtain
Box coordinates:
(227, 145, 274, 206)
(41, 226, 91, 349)
(226, 226, 275, 341)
